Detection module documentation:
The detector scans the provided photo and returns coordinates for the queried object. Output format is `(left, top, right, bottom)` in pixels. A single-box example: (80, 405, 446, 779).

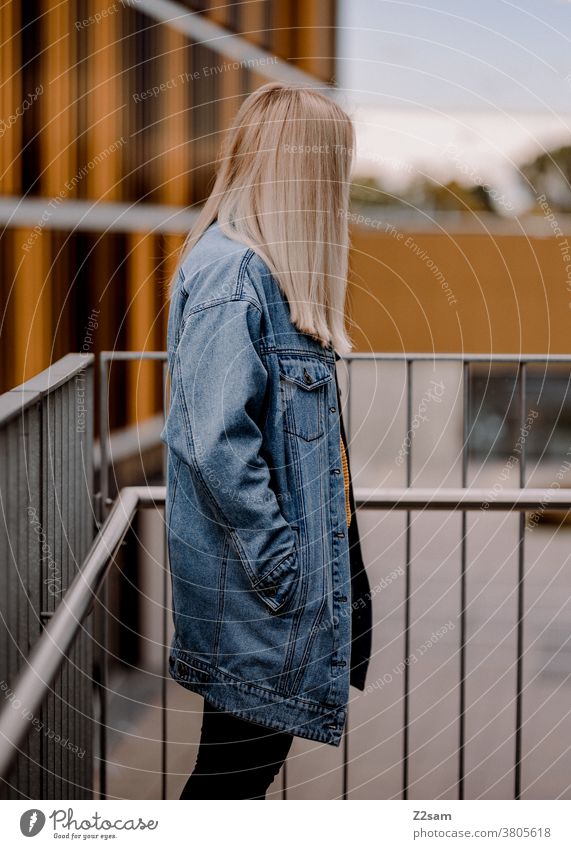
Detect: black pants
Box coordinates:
(180, 701, 294, 800)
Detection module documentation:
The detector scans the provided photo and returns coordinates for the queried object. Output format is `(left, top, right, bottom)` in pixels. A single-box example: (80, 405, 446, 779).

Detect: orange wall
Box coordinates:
(348, 227, 571, 354)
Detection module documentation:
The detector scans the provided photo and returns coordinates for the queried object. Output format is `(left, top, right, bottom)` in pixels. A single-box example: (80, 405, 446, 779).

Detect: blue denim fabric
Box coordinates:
(160, 221, 353, 746)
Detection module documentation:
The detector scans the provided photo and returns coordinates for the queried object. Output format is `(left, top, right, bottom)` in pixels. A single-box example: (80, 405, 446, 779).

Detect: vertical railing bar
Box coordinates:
(161, 527, 168, 801)
(0, 426, 8, 798)
(97, 356, 110, 798)
(82, 362, 94, 798)
(55, 387, 63, 799)
(28, 402, 42, 799)
(342, 355, 353, 801)
(95, 580, 109, 800)
(515, 362, 527, 800)
(64, 382, 72, 799)
(15, 412, 25, 797)
(77, 365, 86, 797)
(69, 378, 78, 800)
(16, 416, 25, 798)
(87, 362, 95, 797)
(162, 360, 168, 481)
(40, 392, 48, 798)
(77, 367, 87, 798)
(60, 384, 68, 799)
(459, 361, 470, 799)
(99, 355, 109, 522)
(161, 359, 169, 800)
(47, 391, 56, 798)
(403, 357, 412, 800)
(72, 368, 81, 797)
(5, 419, 22, 799)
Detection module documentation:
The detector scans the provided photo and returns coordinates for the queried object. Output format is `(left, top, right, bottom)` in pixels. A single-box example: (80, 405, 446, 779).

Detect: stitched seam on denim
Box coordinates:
(212, 536, 229, 662)
(260, 344, 335, 363)
(174, 354, 255, 587)
(181, 294, 262, 329)
(179, 247, 257, 322)
(290, 490, 328, 681)
(174, 343, 284, 611)
(170, 651, 342, 713)
(289, 593, 329, 698)
(279, 372, 332, 391)
(253, 547, 296, 587)
(166, 454, 182, 621)
(280, 425, 307, 689)
(167, 679, 339, 745)
(236, 247, 256, 297)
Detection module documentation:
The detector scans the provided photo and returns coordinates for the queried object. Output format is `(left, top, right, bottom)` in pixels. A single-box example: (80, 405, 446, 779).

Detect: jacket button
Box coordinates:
(329, 406, 337, 413)
(332, 468, 341, 475)
(303, 368, 313, 385)
(335, 530, 345, 538)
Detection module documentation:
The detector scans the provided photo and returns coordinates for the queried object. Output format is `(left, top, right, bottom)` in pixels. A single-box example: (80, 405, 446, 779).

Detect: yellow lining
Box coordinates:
(340, 434, 352, 528)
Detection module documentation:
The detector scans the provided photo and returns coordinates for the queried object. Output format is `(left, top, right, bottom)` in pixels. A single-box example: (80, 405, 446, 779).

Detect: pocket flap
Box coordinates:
(278, 356, 333, 390)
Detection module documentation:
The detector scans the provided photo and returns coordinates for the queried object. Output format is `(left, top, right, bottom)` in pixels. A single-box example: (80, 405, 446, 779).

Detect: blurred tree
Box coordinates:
(521, 145, 571, 212)
(350, 175, 495, 212)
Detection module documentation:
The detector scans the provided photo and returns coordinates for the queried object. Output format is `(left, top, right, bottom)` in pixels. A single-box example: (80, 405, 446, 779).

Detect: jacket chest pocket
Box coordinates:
(277, 355, 333, 442)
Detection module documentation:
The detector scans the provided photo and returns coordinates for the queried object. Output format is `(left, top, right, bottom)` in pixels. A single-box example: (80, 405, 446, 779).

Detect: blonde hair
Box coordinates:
(168, 81, 355, 354)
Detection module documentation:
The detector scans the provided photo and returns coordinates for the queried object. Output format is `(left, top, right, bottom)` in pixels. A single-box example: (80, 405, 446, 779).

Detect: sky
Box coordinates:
(336, 0, 571, 211)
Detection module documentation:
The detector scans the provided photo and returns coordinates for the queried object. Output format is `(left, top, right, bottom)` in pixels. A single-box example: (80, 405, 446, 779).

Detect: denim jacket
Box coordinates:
(160, 221, 370, 746)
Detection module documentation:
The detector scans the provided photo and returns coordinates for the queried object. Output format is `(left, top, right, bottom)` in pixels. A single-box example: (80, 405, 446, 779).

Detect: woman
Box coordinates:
(160, 81, 372, 800)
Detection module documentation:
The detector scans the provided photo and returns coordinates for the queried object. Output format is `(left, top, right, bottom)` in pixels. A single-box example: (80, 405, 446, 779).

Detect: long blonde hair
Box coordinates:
(168, 81, 355, 354)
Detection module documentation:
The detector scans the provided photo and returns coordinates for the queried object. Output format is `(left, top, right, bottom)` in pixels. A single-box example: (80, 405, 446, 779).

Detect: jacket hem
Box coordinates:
(169, 643, 346, 747)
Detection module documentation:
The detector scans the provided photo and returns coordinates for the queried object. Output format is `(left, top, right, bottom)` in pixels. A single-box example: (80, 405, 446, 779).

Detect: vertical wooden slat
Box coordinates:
(269, 0, 295, 60)
(86, 0, 123, 201)
(126, 233, 159, 425)
(0, 1, 22, 194)
(41, 0, 76, 196)
(295, 1, 336, 83)
(160, 25, 191, 344)
(241, 0, 270, 90)
(12, 229, 51, 385)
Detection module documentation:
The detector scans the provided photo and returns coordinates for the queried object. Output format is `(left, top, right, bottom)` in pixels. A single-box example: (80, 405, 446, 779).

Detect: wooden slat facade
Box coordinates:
(1, 0, 337, 428)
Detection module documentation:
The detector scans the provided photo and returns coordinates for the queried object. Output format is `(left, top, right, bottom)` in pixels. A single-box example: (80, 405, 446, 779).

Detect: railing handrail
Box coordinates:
(0, 353, 94, 426)
(0, 485, 162, 779)
(2, 481, 569, 781)
(357, 486, 571, 510)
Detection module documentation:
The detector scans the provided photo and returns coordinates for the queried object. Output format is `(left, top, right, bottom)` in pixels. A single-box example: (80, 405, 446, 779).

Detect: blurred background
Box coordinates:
(1, 0, 571, 801)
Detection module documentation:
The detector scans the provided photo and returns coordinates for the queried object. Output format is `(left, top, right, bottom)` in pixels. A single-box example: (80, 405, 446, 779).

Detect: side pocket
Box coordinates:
(258, 525, 301, 615)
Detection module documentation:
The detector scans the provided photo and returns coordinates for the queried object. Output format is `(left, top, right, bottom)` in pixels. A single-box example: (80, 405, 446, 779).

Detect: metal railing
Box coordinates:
(2, 351, 571, 799)
(3, 483, 571, 798)
(0, 354, 95, 799)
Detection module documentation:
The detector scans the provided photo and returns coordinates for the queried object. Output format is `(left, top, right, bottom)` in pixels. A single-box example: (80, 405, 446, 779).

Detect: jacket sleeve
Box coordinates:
(171, 295, 299, 613)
